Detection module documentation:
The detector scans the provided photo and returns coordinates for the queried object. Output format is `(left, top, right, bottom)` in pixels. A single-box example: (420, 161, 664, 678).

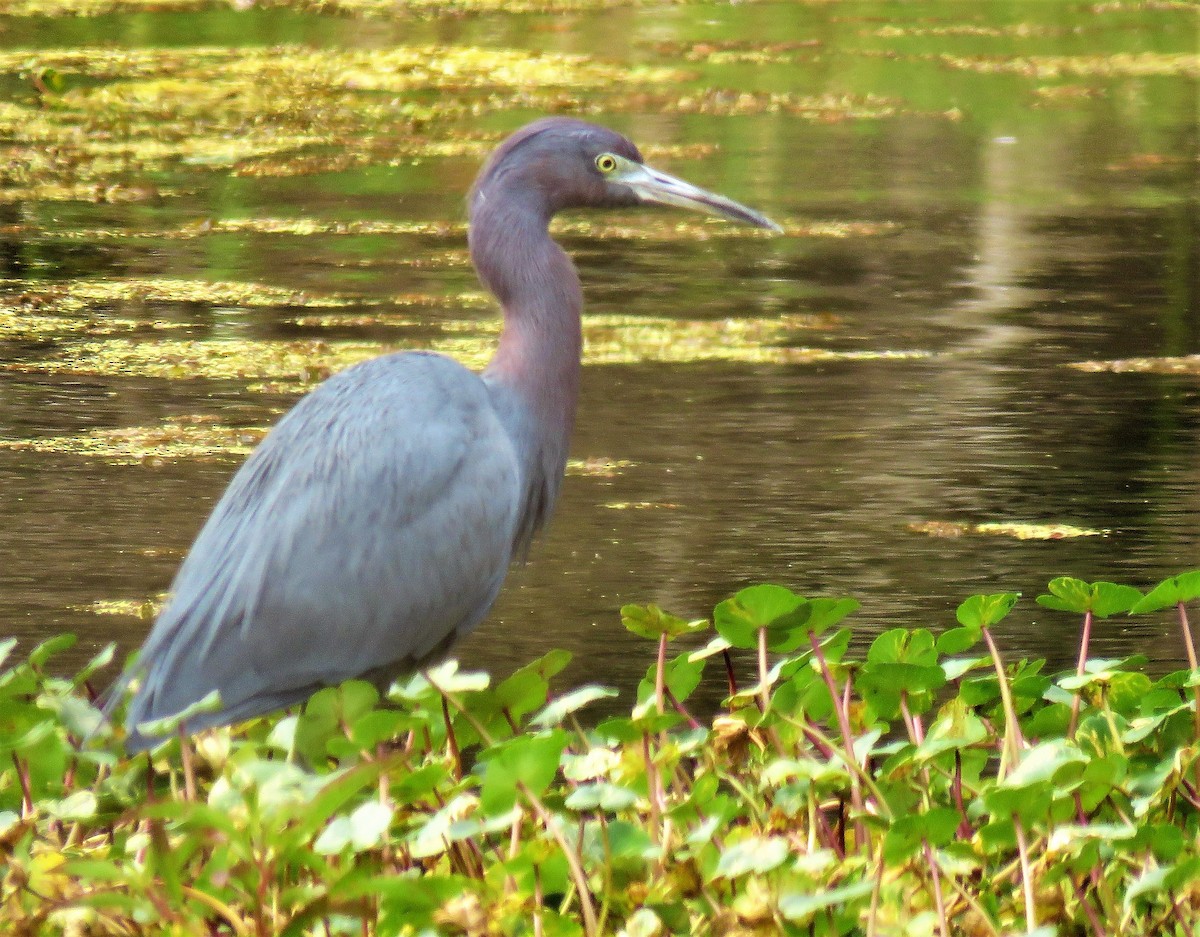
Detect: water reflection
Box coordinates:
(0, 2, 1196, 712)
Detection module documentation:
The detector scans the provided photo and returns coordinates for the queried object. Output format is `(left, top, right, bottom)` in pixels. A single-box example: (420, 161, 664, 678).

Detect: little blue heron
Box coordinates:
(112, 117, 780, 750)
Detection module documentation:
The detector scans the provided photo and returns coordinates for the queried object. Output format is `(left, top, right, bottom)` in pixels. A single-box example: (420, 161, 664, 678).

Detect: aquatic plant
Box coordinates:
(4, 573, 1200, 934)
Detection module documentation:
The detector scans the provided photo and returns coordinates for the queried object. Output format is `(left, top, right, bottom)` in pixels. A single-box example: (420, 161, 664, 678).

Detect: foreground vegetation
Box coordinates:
(4, 574, 1200, 935)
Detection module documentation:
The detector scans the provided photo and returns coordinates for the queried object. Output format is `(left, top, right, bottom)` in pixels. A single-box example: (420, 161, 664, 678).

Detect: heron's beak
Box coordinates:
(619, 163, 783, 233)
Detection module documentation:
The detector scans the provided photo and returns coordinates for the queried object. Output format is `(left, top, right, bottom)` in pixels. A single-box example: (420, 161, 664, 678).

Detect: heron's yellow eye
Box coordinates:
(595, 153, 618, 174)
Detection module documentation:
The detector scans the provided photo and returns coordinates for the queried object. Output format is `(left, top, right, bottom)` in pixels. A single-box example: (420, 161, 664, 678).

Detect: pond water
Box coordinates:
(1, 0, 1197, 705)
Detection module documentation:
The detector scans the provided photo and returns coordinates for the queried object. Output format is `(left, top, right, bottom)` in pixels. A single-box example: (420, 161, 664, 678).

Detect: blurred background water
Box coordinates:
(0, 0, 1197, 700)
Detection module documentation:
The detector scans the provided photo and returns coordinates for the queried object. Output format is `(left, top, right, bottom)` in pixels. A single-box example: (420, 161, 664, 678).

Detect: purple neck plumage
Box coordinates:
(471, 179, 583, 451)
(469, 161, 584, 551)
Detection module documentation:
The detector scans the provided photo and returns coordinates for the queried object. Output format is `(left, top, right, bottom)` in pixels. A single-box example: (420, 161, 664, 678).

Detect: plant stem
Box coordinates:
(440, 694, 463, 782)
(922, 840, 950, 937)
(178, 729, 196, 802)
(11, 753, 32, 818)
(520, 782, 599, 937)
(809, 633, 866, 844)
(722, 649, 738, 700)
(655, 633, 668, 716)
(1177, 602, 1200, 745)
(642, 733, 663, 845)
(982, 626, 1024, 777)
(1013, 815, 1037, 934)
(757, 627, 770, 714)
(428, 672, 599, 937)
(1068, 610, 1093, 739)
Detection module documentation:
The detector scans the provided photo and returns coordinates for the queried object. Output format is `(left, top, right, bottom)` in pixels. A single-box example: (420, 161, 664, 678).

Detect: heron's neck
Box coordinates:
(472, 198, 583, 438)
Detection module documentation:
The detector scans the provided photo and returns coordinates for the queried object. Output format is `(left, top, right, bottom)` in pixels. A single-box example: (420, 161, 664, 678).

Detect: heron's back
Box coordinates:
(120, 351, 522, 747)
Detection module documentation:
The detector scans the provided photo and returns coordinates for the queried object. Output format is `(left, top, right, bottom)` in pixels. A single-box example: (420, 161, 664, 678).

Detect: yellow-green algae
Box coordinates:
(1, 413, 639, 470)
(4, 312, 925, 389)
(0, 416, 267, 466)
(5, 338, 386, 388)
(1066, 355, 1200, 375)
(908, 520, 1110, 540)
(603, 500, 679, 511)
(0, 277, 378, 341)
(9, 277, 360, 313)
(936, 52, 1200, 79)
(0, 45, 683, 196)
(566, 457, 634, 478)
(74, 596, 165, 620)
(10, 216, 895, 246)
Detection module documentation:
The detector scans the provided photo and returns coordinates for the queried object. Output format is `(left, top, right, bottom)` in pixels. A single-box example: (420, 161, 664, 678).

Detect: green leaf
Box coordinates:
(44, 790, 98, 821)
(73, 643, 116, 688)
(803, 598, 859, 633)
(480, 731, 568, 815)
(713, 585, 810, 651)
(423, 661, 490, 694)
(564, 782, 638, 812)
(132, 689, 222, 743)
(1036, 578, 1141, 617)
(348, 799, 393, 851)
(0, 637, 18, 672)
(780, 879, 874, 922)
(937, 627, 979, 655)
(714, 835, 789, 877)
(883, 807, 960, 862)
(1131, 571, 1200, 613)
(639, 651, 705, 707)
(621, 604, 708, 640)
(955, 593, 1019, 632)
(493, 649, 573, 719)
(1004, 739, 1089, 789)
(530, 685, 617, 728)
(28, 634, 76, 669)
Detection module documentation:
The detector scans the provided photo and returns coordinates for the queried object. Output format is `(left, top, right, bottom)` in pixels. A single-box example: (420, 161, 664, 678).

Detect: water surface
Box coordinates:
(1, 0, 1197, 702)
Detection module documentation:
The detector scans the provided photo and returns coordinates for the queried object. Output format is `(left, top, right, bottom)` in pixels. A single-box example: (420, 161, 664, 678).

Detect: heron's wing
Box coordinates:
(119, 352, 521, 743)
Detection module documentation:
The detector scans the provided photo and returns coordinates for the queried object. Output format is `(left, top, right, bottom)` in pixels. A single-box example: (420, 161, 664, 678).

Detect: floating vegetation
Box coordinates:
(4, 312, 920, 386)
(2, 419, 638, 473)
(660, 90, 932, 122)
(566, 457, 634, 478)
(1066, 354, 1200, 375)
(0, 306, 118, 342)
(937, 52, 1200, 79)
(207, 217, 464, 238)
(870, 23, 1072, 39)
(9, 277, 358, 314)
(0, 45, 683, 196)
(577, 313, 840, 366)
(287, 292, 490, 327)
(4, 338, 387, 391)
(603, 500, 679, 510)
(646, 39, 822, 66)
(0, 0, 206, 14)
(0, 416, 267, 465)
(1033, 83, 1106, 102)
(1106, 152, 1191, 172)
(909, 520, 1110, 540)
(72, 595, 165, 620)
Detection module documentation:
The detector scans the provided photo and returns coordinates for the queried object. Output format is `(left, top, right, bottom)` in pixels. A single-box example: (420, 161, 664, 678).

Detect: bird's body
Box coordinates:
(114, 118, 778, 749)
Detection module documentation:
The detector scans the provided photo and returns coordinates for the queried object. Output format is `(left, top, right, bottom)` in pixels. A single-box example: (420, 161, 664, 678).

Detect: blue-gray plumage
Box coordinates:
(112, 117, 780, 750)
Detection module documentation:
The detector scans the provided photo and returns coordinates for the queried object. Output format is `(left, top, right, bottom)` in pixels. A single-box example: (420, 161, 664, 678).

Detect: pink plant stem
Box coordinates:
(1176, 602, 1200, 745)
(655, 633, 668, 716)
(757, 627, 770, 714)
(1013, 815, 1037, 934)
(922, 840, 950, 937)
(1068, 610, 1093, 739)
(981, 626, 1024, 774)
(809, 633, 866, 847)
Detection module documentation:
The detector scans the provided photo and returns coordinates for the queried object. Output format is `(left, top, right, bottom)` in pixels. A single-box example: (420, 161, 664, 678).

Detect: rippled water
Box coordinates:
(1, 1, 1197, 703)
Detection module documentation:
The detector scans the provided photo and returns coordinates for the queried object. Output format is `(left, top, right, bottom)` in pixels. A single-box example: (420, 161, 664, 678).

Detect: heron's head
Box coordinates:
(470, 117, 781, 231)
